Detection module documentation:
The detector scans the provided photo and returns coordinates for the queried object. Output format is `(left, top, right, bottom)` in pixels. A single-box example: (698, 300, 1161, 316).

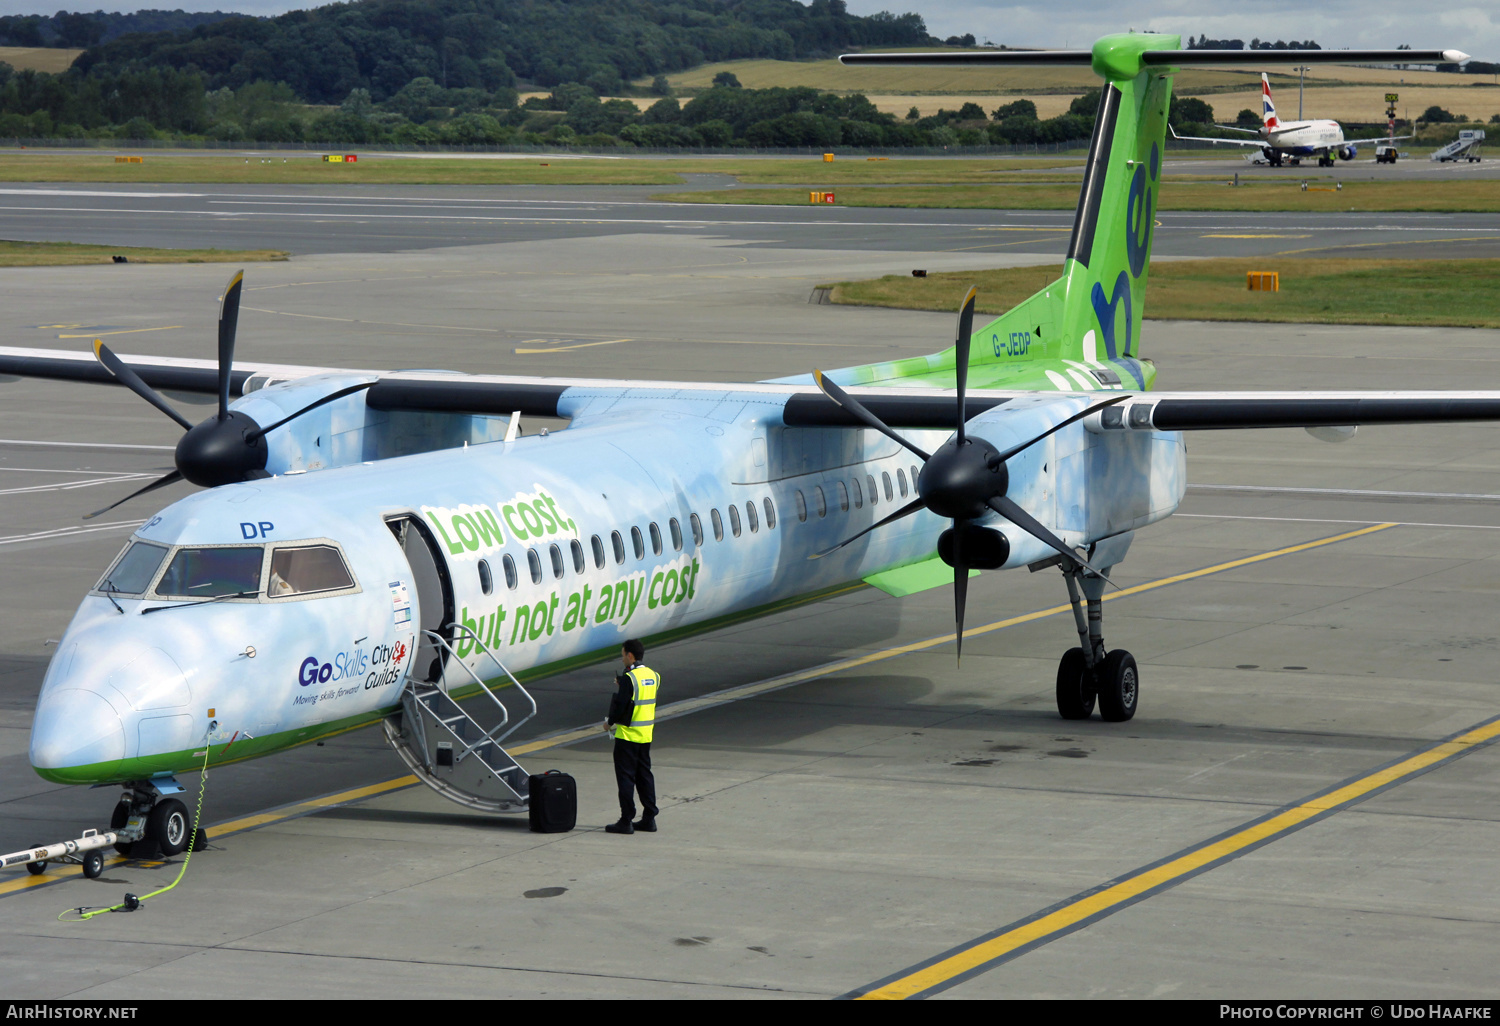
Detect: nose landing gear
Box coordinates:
(110, 779, 200, 858)
(1056, 561, 1138, 722)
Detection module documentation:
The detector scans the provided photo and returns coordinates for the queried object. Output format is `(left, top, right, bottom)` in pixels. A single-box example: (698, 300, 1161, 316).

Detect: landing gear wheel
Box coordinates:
(26, 847, 45, 875)
(110, 799, 133, 856)
(148, 798, 190, 857)
(1056, 647, 1096, 720)
(81, 850, 104, 879)
(1096, 650, 1139, 723)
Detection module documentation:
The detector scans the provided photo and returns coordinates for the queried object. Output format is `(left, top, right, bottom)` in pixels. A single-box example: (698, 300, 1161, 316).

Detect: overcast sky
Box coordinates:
(0, 1, 1491, 60)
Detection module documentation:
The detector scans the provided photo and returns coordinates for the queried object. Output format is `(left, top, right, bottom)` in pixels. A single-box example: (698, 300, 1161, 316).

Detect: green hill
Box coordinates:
(76, 0, 935, 104)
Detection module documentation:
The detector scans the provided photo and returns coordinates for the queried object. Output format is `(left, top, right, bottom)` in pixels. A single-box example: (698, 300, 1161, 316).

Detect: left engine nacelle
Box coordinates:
(1338, 145, 1357, 161)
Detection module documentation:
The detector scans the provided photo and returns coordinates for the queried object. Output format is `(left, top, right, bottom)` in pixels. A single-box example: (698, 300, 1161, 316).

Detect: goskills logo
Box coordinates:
(299, 639, 408, 691)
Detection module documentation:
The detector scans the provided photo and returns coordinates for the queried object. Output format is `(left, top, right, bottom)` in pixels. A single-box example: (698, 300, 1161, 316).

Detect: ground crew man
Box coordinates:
(605, 638, 659, 834)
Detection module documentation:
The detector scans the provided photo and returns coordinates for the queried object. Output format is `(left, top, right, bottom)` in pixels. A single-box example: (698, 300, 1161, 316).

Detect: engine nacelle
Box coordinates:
(1338, 145, 1357, 161)
(938, 525, 1010, 570)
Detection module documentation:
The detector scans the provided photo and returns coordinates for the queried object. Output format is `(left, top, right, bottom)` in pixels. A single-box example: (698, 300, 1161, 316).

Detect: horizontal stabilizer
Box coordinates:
(841, 49, 1468, 70)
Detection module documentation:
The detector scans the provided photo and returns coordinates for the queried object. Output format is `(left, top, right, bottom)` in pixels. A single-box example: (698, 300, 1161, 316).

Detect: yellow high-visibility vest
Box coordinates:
(614, 665, 658, 743)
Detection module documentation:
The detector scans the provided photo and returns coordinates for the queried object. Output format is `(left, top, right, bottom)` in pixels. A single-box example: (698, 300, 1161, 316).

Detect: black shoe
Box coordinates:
(633, 817, 657, 832)
(605, 817, 634, 834)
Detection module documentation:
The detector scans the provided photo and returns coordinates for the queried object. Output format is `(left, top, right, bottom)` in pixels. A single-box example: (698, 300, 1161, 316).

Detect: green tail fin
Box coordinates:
(827, 33, 1177, 394)
(968, 33, 1176, 390)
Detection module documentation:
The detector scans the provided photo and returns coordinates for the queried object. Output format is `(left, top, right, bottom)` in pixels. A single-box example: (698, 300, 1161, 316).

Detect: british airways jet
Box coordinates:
(1170, 70, 1430, 166)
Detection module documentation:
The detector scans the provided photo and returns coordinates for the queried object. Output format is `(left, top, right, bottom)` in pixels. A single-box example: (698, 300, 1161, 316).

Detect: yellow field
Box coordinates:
(1194, 84, 1500, 124)
(648, 57, 1263, 95)
(0, 47, 84, 73)
(646, 54, 1500, 127)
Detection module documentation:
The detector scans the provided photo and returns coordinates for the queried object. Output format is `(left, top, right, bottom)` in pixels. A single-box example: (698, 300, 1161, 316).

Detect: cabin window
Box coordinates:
(795, 490, 808, 523)
(631, 527, 645, 560)
(97, 541, 168, 596)
(837, 480, 850, 512)
(911, 465, 922, 491)
(852, 478, 864, 509)
(813, 485, 827, 518)
(711, 508, 724, 541)
(746, 501, 759, 533)
(763, 497, 776, 530)
(690, 513, 704, 547)
(728, 504, 741, 537)
(591, 534, 605, 569)
(477, 559, 493, 595)
(503, 554, 518, 590)
(897, 468, 908, 498)
(549, 543, 564, 579)
(527, 548, 542, 585)
(649, 522, 663, 555)
(669, 518, 683, 551)
(867, 474, 879, 506)
(156, 546, 263, 598)
(883, 472, 894, 502)
(611, 531, 625, 564)
(571, 539, 586, 574)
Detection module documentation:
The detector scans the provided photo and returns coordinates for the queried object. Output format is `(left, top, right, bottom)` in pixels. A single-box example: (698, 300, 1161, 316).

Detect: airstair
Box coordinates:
(382, 624, 537, 813)
(1431, 129, 1484, 162)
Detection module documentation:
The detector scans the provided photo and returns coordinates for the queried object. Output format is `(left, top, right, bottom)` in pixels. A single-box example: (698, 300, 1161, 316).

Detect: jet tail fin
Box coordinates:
(1261, 72, 1279, 130)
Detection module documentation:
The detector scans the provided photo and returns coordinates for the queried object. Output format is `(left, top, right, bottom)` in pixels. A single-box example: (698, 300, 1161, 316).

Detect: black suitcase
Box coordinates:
(528, 769, 577, 833)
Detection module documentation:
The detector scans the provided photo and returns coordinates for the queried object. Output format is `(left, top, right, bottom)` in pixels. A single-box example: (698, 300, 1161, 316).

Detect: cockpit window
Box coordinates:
(155, 546, 263, 598)
(268, 545, 355, 597)
(97, 541, 168, 595)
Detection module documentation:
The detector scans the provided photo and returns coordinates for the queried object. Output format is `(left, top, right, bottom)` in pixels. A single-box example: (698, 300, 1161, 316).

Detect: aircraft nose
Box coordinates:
(29, 688, 126, 773)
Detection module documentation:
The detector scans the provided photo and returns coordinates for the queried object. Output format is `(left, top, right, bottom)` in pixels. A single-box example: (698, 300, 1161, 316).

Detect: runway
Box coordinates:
(1, 207, 1499, 997)
(0, 181, 1496, 259)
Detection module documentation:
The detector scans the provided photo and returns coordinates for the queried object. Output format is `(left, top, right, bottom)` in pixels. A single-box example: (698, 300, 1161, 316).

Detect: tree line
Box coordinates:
(0, 9, 236, 49)
(71, 0, 932, 105)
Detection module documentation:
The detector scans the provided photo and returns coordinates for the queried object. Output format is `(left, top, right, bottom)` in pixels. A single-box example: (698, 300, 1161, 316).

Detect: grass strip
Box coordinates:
(657, 179, 1500, 213)
(0, 239, 288, 266)
(0, 153, 1081, 186)
(826, 258, 1500, 329)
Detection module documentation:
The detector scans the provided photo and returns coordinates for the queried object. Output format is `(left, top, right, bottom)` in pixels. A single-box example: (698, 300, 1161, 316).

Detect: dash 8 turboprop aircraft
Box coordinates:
(2, 33, 1493, 868)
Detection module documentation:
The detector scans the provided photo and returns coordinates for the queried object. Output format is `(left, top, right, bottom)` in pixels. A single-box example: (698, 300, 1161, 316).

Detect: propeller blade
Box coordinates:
(986, 494, 1117, 587)
(991, 394, 1132, 466)
(91, 340, 194, 432)
(83, 470, 183, 520)
(217, 268, 244, 420)
(244, 381, 376, 443)
(809, 495, 927, 559)
(952, 522, 968, 664)
(953, 286, 977, 446)
(812, 370, 931, 461)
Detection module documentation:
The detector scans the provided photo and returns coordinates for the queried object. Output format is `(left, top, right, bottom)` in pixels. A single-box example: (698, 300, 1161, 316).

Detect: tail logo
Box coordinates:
(1125, 143, 1159, 278)
(1092, 141, 1159, 359)
(1090, 272, 1132, 359)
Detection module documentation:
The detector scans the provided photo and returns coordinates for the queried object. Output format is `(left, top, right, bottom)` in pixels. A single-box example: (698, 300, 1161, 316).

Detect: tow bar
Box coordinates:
(2, 822, 141, 880)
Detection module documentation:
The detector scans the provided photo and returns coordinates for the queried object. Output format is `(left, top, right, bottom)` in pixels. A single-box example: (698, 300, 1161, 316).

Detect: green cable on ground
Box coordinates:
(59, 745, 213, 922)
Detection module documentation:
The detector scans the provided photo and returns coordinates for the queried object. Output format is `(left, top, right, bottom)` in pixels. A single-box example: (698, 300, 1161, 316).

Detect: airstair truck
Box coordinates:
(1431, 129, 1484, 162)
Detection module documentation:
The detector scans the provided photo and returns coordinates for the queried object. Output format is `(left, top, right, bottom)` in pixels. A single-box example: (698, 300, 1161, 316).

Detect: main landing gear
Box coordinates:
(109, 780, 205, 858)
(1054, 561, 1138, 722)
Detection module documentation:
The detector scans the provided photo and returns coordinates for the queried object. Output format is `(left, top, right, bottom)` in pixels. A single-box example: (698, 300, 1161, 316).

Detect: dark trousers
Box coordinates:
(613, 737, 658, 820)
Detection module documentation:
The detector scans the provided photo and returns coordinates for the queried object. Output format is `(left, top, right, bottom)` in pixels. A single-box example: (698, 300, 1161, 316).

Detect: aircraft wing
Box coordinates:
(10, 346, 1500, 431)
(1168, 124, 1265, 147)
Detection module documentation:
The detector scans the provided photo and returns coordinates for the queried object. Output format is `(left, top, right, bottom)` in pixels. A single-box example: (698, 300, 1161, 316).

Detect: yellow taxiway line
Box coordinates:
(848, 710, 1500, 1000)
(0, 521, 1397, 899)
